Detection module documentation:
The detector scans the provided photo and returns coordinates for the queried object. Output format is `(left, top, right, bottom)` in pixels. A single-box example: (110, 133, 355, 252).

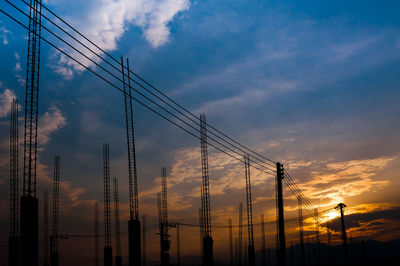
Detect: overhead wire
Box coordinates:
(0, 5, 276, 178)
(8, 0, 277, 175)
(2, 1, 346, 237)
(26, 0, 277, 167)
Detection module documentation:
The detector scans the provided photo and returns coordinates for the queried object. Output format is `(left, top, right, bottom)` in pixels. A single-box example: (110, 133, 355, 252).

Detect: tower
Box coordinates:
(9, 99, 20, 266)
(103, 144, 112, 266)
(120, 56, 141, 266)
(199, 114, 213, 265)
(50, 156, 60, 266)
(21, 1, 43, 265)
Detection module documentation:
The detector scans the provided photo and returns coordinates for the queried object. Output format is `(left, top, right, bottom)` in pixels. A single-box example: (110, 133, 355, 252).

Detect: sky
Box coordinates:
(0, 0, 400, 264)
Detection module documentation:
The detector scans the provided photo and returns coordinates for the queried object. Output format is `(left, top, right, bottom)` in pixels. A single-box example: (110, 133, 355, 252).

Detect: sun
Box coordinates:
(326, 211, 339, 220)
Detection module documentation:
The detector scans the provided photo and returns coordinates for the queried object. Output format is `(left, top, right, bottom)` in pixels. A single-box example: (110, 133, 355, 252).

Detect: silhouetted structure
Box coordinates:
(50, 156, 60, 266)
(199, 114, 214, 265)
(239, 202, 243, 266)
(95, 202, 99, 266)
(315, 208, 321, 265)
(103, 144, 112, 266)
(142, 215, 146, 266)
(198, 208, 203, 262)
(121, 56, 141, 266)
(229, 219, 233, 266)
(113, 178, 122, 266)
(244, 154, 255, 266)
(42, 191, 49, 266)
(336, 203, 348, 265)
(9, 99, 20, 266)
(177, 224, 181, 266)
(21, 1, 43, 265)
(261, 215, 266, 266)
(276, 162, 286, 266)
(158, 168, 170, 266)
(297, 198, 305, 266)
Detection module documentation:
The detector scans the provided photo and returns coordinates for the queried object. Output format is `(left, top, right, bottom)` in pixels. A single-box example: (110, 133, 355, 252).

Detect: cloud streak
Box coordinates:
(51, 0, 190, 79)
(38, 106, 67, 145)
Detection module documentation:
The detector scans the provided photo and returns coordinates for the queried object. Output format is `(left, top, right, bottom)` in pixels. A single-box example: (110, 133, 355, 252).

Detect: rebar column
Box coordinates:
(95, 202, 99, 266)
(121, 56, 141, 266)
(42, 191, 49, 266)
(261, 215, 266, 266)
(21, 1, 43, 265)
(103, 144, 112, 266)
(9, 99, 20, 266)
(50, 156, 60, 266)
(113, 178, 122, 266)
(199, 114, 213, 265)
(239, 202, 243, 266)
(142, 215, 146, 266)
(229, 219, 233, 266)
(297, 198, 305, 266)
(244, 154, 255, 266)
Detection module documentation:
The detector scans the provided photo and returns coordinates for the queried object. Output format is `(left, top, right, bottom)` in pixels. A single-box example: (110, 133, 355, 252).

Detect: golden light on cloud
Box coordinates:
(325, 210, 339, 221)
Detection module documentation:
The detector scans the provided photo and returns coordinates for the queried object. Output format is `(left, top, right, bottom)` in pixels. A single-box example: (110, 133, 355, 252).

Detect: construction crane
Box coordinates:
(21, 1, 43, 265)
(199, 114, 213, 266)
(120, 56, 141, 266)
(103, 144, 112, 266)
(244, 154, 255, 266)
(113, 178, 122, 266)
(9, 99, 20, 266)
(50, 156, 60, 266)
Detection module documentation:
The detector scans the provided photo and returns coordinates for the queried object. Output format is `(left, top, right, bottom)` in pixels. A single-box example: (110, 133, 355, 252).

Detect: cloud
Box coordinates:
(0, 26, 10, 45)
(0, 88, 16, 118)
(51, 0, 190, 79)
(295, 157, 395, 206)
(38, 106, 67, 145)
(13, 52, 25, 86)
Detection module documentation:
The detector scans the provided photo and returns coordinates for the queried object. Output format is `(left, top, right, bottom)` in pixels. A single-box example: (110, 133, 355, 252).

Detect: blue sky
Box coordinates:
(1, 0, 400, 263)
